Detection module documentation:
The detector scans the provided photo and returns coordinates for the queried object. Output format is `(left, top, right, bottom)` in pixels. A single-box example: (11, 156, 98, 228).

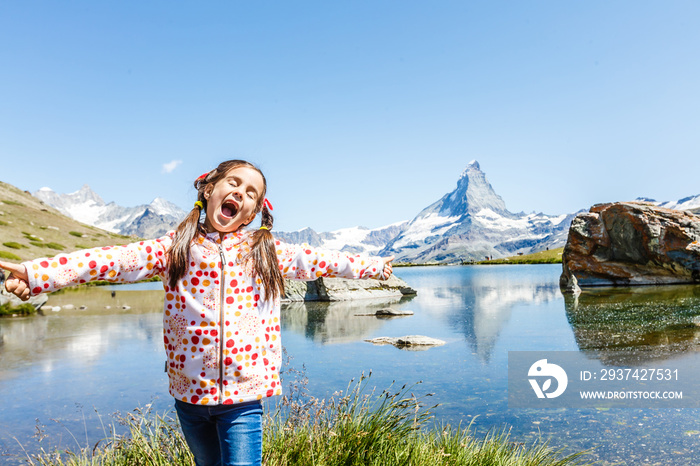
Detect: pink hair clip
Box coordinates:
(263, 198, 274, 211)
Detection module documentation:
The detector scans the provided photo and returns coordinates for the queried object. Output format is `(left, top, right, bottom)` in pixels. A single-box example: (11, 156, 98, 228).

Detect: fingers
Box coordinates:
(0, 260, 28, 282)
(380, 256, 394, 280)
(5, 276, 31, 301)
(0, 260, 31, 300)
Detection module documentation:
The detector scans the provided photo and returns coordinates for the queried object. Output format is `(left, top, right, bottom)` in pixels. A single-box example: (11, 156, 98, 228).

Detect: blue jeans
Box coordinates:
(174, 399, 263, 466)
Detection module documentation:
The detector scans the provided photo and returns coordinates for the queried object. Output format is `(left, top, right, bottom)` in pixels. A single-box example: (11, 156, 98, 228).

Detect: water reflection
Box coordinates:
(405, 266, 561, 361)
(281, 296, 413, 344)
(565, 285, 700, 365)
(0, 287, 165, 375)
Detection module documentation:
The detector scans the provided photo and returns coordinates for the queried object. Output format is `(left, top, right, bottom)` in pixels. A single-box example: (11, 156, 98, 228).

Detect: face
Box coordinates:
(202, 166, 265, 234)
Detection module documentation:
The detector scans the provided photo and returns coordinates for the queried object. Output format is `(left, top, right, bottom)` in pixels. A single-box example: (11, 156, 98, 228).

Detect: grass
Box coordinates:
(0, 181, 136, 262)
(2, 199, 25, 206)
(25, 406, 194, 466)
(0, 250, 21, 260)
(23, 373, 591, 466)
(473, 247, 564, 265)
(0, 302, 37, 317)
(3, 241, 27, 249)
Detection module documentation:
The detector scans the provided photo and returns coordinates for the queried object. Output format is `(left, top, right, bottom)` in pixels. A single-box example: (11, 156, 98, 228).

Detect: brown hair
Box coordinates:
(166, 160, 285, 301)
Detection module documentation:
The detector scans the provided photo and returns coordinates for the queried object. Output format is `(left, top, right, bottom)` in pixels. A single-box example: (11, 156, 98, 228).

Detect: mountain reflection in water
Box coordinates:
(404, 266, 561, 361)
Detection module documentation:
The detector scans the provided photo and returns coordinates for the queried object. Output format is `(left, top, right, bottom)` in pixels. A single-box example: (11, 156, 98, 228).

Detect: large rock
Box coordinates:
(560, 202, 700, 292)
(282, 274, 416, 302)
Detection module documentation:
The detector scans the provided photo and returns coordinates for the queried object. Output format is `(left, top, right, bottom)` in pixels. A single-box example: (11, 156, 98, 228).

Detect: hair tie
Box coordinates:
(259, 226, 269, 230)
(263, 198, 274, 211)
(194, 201, 204, 210)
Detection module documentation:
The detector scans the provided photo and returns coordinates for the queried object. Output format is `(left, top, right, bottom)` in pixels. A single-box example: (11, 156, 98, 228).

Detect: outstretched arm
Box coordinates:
(0, 260, 30, 301)
(276, 239, 394, 282)
(0, 235, 172, 301)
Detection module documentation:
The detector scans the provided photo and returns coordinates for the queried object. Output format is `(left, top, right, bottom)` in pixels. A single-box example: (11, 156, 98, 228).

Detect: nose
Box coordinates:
(231, 187, 243, 201)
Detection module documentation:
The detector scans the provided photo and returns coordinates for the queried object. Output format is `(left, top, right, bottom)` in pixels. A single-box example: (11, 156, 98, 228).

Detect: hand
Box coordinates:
(0, 260, 30, 301)
(380, 256, 394, 280)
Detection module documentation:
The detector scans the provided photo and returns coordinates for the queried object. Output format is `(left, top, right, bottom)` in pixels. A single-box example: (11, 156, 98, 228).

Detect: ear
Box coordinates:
(245, 211, 257, 225)
(203, 185, 213, 200)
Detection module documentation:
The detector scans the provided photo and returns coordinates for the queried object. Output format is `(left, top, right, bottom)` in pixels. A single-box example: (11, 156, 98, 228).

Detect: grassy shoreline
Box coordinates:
(395, 247, 564, 267)
(23, 374, 591, 466)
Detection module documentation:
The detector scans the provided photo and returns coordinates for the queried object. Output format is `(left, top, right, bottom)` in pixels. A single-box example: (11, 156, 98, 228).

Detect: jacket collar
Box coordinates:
(198, 230, 249, 249)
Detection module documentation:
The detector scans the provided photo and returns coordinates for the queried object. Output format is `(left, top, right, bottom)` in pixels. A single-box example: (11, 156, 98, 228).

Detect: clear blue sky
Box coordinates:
(1, 1, 699, 232)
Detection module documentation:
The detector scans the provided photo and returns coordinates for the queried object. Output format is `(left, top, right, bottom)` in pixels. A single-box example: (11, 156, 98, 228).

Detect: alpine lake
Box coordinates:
(2, 264, 700, 465)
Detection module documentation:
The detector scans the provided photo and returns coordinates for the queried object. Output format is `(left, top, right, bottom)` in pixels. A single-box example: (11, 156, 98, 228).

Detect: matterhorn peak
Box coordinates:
(460, 160, 482, 179)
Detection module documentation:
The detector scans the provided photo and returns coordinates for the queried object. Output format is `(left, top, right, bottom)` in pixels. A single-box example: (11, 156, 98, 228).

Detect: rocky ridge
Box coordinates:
(33, 185, 186, 238)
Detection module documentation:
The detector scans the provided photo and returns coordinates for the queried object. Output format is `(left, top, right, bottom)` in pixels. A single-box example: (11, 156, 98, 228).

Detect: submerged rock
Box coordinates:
(283, 274, 417, 302)
(561, 202, 700, 293)
(365, 335, 446, 351)
(354, 308, 414, 317)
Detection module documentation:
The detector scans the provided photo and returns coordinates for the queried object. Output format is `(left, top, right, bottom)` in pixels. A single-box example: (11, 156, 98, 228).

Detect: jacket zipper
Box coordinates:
(217, 243, 226, 404)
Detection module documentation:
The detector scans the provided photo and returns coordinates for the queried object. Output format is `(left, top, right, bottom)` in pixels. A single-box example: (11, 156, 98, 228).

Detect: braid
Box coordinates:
(166, 171, 214, 289)
(167, 194, 205, 289)
(248, 204, 285, 301)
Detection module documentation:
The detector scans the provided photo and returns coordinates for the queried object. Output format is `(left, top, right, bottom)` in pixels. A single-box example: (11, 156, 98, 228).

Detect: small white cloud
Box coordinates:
(162, 160, 183, 174)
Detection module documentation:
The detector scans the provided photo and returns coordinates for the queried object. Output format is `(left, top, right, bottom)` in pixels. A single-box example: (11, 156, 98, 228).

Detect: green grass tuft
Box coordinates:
(0, 220, 9, 226)
(1, 199, 24, 206)
(3, 241, 27, 249)
(0, 302, 36, 317)
(0, 250, 21, 260)
(262, 372, 591, 465)
(44, 242, 66, 251)
(69, 231, 85, 238)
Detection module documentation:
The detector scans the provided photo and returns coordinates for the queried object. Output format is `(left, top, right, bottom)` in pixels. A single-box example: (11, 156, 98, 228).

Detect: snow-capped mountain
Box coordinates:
(33, 167, 699, 264)
(275, 222, 409, 256)
(637, 195, 700, 214)
(33, 185, 187, 238)
(377, 161, 578, 263)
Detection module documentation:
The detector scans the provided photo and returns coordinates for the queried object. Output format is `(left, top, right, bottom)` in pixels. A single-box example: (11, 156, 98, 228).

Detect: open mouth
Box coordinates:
(221, 201, 239, 219)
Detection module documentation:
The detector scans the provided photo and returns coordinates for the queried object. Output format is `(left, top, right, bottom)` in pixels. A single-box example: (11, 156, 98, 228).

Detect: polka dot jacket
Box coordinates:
(23, 230, 385, 406)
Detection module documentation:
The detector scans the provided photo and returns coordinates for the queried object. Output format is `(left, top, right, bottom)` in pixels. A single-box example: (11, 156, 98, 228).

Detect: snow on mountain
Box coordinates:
(33, 185, 187, 238)
(33, 173, 699, 264)
(275, 221, 409, 256)
(379, 161, 578, 263)
(657, 195, 700, 212)
(633, 195, 700, 215)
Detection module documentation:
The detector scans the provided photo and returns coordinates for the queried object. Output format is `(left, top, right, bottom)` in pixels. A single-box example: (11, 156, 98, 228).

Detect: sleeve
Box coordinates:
(23, 235, 172, 296)
(274, 239, 385, 281)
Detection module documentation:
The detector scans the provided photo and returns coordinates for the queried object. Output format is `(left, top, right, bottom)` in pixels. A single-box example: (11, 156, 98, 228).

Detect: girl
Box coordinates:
(0, 159, 394, 466)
